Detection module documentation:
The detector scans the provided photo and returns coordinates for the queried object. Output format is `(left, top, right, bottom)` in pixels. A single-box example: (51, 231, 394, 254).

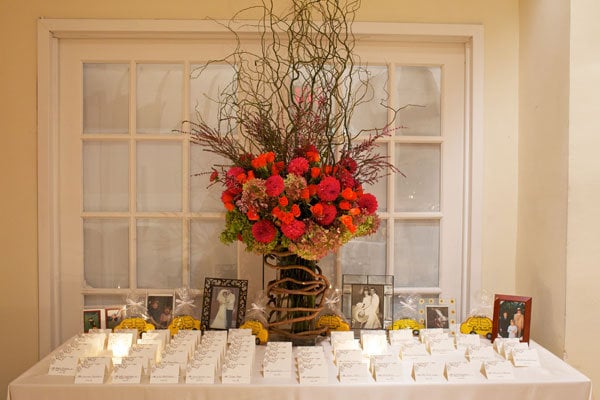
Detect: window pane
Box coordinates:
(395, 66, 441, 136)
(394, 220, 439, 287)
(83, 141, 129, 212)
(190, 220, 237, 288)
(340, 223, 387, 275)
(347, 66, 388, 135)
(137, 64, 183, 134)
(84, 219, 129, 288)
(137, 219, 182, 288)
(137, 141, 182, 211)
(83, 63, 129, 134)
(395, 144, 440, 212)
(190, 64, 236, 128)
(190, 145, 228, 212)
(362, 143, 388, 212)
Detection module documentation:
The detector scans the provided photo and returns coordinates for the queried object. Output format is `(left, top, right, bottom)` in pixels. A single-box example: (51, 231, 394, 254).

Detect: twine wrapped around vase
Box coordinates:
(264, 250, 330, 340)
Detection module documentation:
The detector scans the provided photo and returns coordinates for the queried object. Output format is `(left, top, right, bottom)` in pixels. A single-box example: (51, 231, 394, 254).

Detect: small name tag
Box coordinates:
(511, 348, 541, 367)
(484, 360, 515, 380)
(150, 362, 180, 384)
(413, 361, 445, 383)
(445, 361, 480, 382)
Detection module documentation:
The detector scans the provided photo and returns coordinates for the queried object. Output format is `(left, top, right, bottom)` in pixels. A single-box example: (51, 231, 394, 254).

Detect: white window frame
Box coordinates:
(37, 19, 483, 357)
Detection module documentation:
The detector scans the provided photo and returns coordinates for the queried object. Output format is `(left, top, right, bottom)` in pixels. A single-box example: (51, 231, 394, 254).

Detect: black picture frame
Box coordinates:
(491, 294, 532, 343)
(202, 278, 248, 330)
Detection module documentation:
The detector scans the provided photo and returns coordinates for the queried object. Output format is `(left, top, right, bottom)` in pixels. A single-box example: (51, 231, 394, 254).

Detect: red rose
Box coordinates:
(265, 175, 285, 197)
(281, 220, 306, 241)
(357, 193, 378, 215)
(251, 220, 277, 243)
(317, 176, 341, 201)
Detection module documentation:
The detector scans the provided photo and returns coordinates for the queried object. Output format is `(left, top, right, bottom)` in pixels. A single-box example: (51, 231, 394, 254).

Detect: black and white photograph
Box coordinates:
(426, 305, 450, 329)
(350, 284, 384, 329)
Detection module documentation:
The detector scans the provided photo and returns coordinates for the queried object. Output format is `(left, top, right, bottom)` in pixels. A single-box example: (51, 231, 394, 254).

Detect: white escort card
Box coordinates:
(412, 360, 446, 382)
(511, 348, 541, 367)
(335, 348, 363, 365)
(483, 360, 516, 380)
(361, 333, 389, 356)
(374, 362, 404, 382)
(428, 337, 456, 355)
(502, 341, 529, 359)
(221, 360, 253, 384)
(263, 342, 293, 378)
(186, 360, 216, 384)
(389, 329, 416, 346)
(150, 362, 181, 384)
(110, 357, 143, 384)
(338, 362, 372, 383)
(48, 352, 81, 376)
(108, 333, 134, 357)
(74, 357, 110, 384)
(161, 343, 190, 368)
(77, 333, 107, 354)
(297, 361, 329, 384)
(399, 342, 429, 361)
(456, 333, 481, 350)
(445, 360, 481, 382)
(467, 345, 496, 363)
(330, 331, 355, 345)
(227, 328, 252, 343)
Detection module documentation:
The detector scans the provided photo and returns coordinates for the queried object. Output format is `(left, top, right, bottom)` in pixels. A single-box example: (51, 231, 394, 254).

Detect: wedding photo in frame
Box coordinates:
(417, 297, 457, 330)
(492, 294, 532, 343)
(202, 278, 248, 330)
(342, 274, 394, 330)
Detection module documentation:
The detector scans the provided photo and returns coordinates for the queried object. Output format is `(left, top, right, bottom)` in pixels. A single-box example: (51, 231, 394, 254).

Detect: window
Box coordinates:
(38, 20, 483, 354)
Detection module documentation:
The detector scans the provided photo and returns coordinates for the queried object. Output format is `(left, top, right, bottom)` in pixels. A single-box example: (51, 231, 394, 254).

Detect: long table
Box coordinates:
(8, 338, 592, 400)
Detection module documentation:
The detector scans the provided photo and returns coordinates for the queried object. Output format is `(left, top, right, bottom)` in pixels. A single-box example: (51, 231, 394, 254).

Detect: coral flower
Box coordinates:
(247, 209, 259, 221)
(310, 203, 323, 217)
(251, 220, 277, 243)
(300, 188, 310, 200)
(291, 204, 301, 217)
(341, 187, 357, 201)
(310, 167, 321, 179)
(339, 200, 351, 210)
(340, 215, 356, 233)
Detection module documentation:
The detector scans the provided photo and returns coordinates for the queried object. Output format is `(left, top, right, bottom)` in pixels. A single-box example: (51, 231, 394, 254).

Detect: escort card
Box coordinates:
(483, 360, 516, 380)
(389, 329, 416, 346)
(110, 357, 143, 384)
(74, 357, 109, 384)
(161, 344, 190, 368)
(108, 333, 134, 357)
(511, 348, 541, 367)
(428, 337, 456, 355)
(335, 348, 363, 365)
(338, 362, 372, 383)
(298, 361, 329, 384)
(186, 360, 215, 384)
(330, 331, 355, 345)
(456, 333, 481, 350)
(130, 343, 160, 365)
(361, 333, 389, 356)
(374, 362, 403, 382)
(412, 361, 446, 382)
(221, 360, 253, 384)
(399, 342, 429, 361)
(467, 345, 496, 363)
(48, 352, 80, 376)
(150, 362, 181, 384)
(445, 361, 480, 382)
(227, 328, 252, 343)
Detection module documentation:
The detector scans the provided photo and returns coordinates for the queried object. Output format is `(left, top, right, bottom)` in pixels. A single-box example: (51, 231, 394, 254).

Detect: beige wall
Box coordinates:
(566, 0, 600, 388)
(517, 0, 569, 356)
(0, 0, 520, 398)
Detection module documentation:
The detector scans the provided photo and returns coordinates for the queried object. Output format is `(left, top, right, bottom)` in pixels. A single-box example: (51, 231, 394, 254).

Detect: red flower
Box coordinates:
(308, 184, 318, 196)
(251, 152, 273, 169)
(247, 209, 259, 221)
(339, 157, 358, 173)
(221, 190, 234, 204)
(281, 220, 306, 240)
(357, 193, 378, 215)
(338, 169, 356, 189)
(341, 187, 357, 201)
(310, 203, 323, 217)
(310, 167, 321, 179)
(300, 188, 310, 200)
(209, 169, 219, 182)
(265, 175, 285, 197)
(339, 200, 351, 210)
(279, 196, 289, 207)
(288, 157, 310, 176)
(317, 176, 341, 201)
(306, 150, 320, 163)
(291, 204, 301, 217)
(349, 207, 360, 216)
(340, 215, 356, 233)
(315, 203, 337, 226)
(251, 220, 277, 243)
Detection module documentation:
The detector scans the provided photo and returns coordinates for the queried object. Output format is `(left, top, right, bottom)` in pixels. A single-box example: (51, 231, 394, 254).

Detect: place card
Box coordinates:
(48, 352, 80, 376)
(374, 362, 403, 382)
(445, 360, 481, 382)
(338, 362, 372, 383)
(330, 331, 355, 344)
(227, 328, 252, 343)
(428, 337, 456, 355)
(221, 360, 252, 384)
(74, 357, 109, 384)
(362, 333, 389, 356)
(335, 348, 363, 365)
(332, 339, 361, 357)
(412, 361, 445, 383)
(186, 360, 216, 384)
(456, 333, 481, 350)
(298, 361, 329, 384)
(511, 348, 541, 367)
(77, 333, 107, 354)
(483, 360, 515, 380)
(110, 357, 143, 384)
(399, 342, 429, 361)
(389, 329, 416, 346)
(467, 345, 496, 363)
(150, 362, 181, 384)
(108, 333, 134, 357)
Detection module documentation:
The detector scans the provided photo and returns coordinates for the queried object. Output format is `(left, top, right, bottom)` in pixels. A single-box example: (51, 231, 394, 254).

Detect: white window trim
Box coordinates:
(37, 18, 483, 358)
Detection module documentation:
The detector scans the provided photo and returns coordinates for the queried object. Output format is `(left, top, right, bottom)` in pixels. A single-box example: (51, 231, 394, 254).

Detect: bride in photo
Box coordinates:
(210, 288, 235, 329)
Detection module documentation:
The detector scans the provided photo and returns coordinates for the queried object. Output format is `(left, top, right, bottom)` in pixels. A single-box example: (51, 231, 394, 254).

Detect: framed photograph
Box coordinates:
(202, 278, 248, 330)
(147, 294, 174, 329)
(492, 294, 532, 343)
(342, 274, 394, 330)
(83, 309, 102, 332)
(418, 298, 457, 330)
(105, 307, 124, 330)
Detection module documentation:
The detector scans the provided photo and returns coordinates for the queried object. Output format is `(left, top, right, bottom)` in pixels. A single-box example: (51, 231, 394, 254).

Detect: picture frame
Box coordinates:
(342, 274, 394, 330)
(418, 297, 457, 331)
(491, 294, 532, 343)
(83, 309, 102, 332)
(202, 278, 248, 330)
(104, 307, 124, 330)
(147, 294, 175, 329)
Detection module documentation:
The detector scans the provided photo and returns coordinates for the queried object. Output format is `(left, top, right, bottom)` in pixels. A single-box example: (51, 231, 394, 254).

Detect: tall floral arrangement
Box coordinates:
(188, 0, 399, 336)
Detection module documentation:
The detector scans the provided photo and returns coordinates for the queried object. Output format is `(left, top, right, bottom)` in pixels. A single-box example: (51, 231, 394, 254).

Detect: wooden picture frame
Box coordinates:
(492, 294, 532, 343)
(202, 278, 248, 330)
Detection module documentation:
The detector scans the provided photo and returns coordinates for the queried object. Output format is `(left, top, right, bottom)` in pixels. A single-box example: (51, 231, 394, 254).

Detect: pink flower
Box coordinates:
(287, 157, 310, 176)
(281, 220, 306, 241)
(358, 193, 378, 215)
(251, 220, 277, 243)
(317, 176, 341, 201)
(315, 203, 337, 226)
(265, 175, 285, 197)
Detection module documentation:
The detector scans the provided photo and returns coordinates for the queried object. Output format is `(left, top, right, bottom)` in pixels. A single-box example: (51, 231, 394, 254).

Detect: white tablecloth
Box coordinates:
(8, 339, 592, 400)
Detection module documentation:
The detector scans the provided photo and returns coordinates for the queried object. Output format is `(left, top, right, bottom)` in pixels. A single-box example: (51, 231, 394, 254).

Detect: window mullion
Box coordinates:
(129, 60, 137, 290)
(182, 61, 191, 287)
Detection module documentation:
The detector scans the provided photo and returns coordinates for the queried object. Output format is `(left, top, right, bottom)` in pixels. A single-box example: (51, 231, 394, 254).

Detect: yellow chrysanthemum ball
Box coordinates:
(168, 315, 202, 337)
